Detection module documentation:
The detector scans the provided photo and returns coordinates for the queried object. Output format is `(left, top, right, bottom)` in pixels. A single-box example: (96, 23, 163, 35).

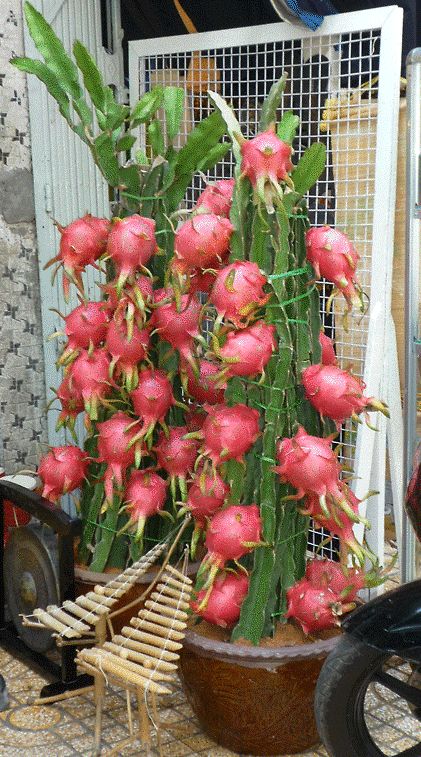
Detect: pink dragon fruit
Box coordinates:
(130, 369, 175, 439)
(319, 332, 337, 366)
(183, 359, 226, 405)
(274, 426, 341, 502)
(305, 226, 363, 315)
(38, 445, 89, 503)
(155, 426, 199, 479)
(286, 578, 349, 635)
(240, 129, 293, 210)
(209, 261, 270, 329)
(174, 214, 233, 273)
(97, 412, 142, 503)
(122, 469, 167, 542)
(68, 348, 112, 419)
(191, 572, 249, 628)
(219, 321, 277, 378)
(46, 214, 109, 301)
(305, 558, 366, 602)
(185, 407, 207, 432)
(202, 403, 260, 465)
(302, 363, 389, 429)
(195, 179, 235, 217)
(187, 470, 229, 527)
(55, 374, 84, 433)
(303, 485, 370, 566)
(188, 252, 229, 295)
(107, 215, 157, 293)
(150, 291, 201, 366)
(103, 274, 154, 330)
(105, 319, 149, 391)
(204, 504, 262, 569)
(58, 301, 109, 365)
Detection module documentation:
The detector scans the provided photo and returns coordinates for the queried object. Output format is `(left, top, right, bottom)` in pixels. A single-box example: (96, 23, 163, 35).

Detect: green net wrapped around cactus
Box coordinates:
(18, 3, 389, 644)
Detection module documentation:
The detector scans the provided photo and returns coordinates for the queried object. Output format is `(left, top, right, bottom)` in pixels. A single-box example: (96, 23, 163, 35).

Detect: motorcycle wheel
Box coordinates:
(315, 634, 421, 757)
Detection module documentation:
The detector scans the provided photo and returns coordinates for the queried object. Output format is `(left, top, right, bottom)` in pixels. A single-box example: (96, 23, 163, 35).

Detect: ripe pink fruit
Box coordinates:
(196, 179, 235, 217)
(38, 445, 88, 503)
(184, 359, 226, 405)
(55, 374, 84, 433)
(130, 369, 175, 438)
(150, 292, 201, 364)
(274, 426, 343, 503)
(209, 261, 270, 329)
(202, 403, 260, 465)
(219, 321, 276, 378)
(103, 274, 154, 327)
(305, 226, 363, 313)
(107, 215, 157, 292)
(123, 469, 167, 541)
(191, 572, 249, 628)
(174, 214, 233, 273)
(305, 558, 366, 602)
(186, 471, 229, 527)
(205, 504, 262, 567)
(97, 412, 141, 503)
(59, 301, 108, 365)
(302, 363, 389, 429)
(319, 332, 337, 366)
(286, 578, 345, 635)
(303, 485, 368, 565)
(47, 214, 109, 300)
(68, 348, 112, 419)
(105, 320, 149, 391)
(155, 426, 199, 479)
(185, 407, 207, 432)
(241, 129, 293, 204)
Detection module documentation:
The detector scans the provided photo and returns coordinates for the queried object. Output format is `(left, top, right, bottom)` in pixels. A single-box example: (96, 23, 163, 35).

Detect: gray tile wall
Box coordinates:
(0, 1, 48, 471)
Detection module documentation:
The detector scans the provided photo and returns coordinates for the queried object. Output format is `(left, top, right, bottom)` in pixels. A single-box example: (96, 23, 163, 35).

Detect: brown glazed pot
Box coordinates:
(178, 629, 338, 755)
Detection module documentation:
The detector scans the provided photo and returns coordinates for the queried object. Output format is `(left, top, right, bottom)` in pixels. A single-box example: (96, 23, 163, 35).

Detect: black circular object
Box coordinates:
(4, 524, 58, 653)
(315, 633, 421, 756)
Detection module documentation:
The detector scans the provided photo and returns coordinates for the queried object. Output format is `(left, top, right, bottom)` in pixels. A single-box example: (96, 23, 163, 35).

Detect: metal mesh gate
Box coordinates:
(129, 8, 403, 568)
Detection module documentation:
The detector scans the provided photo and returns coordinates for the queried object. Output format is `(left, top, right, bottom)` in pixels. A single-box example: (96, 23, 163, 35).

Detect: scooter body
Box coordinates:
(341, 578, 421, 663)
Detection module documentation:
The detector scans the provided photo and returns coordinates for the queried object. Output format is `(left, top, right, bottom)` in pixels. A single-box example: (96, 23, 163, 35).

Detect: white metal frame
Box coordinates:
(129, 7, 403, 576)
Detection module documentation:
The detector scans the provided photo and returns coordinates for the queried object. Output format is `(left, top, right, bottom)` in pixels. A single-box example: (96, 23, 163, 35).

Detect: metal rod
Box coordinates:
(402, 48, 421, 582)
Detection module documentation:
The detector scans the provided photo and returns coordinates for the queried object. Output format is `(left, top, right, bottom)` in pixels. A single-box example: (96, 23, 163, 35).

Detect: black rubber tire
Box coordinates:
(315, 633, 389, 757)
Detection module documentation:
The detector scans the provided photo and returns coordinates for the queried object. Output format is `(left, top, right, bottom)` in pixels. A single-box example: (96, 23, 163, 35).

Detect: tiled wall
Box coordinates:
(0, 1, 47, 470)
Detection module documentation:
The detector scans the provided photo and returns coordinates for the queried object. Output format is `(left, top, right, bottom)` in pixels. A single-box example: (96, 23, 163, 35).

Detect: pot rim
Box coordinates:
(183, 626, 339, 664)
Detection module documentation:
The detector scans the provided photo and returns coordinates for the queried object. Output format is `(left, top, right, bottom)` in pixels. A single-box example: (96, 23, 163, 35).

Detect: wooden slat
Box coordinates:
(164, 564, 193, 584)
(94, 585, 126, 598)
(144, 600, 188, 622)
(118, 627, 182, 652)
(33, 609, 79, 638)
(76, 595, 109, 614)
(111, 635, 178, 672)
(130, 617, 185, 641)
(46, 606, 90, 634)
(120, 629, 179, 661)
(155, 583, 190, 602)
(62, 600, 100, 625)
(150, 591, 190, 611)
(78, 650, 171, 695)
(161, 573, 191, 592)
(102, 643, 174, 681)
(138, 608, 186, 632)
(85, 591, 115, 608)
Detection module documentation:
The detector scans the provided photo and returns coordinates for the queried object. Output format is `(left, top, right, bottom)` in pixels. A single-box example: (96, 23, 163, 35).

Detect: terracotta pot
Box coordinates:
(178, 629, 338, 756)
(74, 562, 199, 636)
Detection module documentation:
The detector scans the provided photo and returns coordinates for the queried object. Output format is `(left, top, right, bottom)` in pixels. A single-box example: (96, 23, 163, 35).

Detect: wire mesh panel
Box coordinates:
(129, 8, 403, 564)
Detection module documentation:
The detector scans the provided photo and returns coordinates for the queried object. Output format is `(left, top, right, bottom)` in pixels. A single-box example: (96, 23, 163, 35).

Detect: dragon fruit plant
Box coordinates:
(17, 4, 388, 644)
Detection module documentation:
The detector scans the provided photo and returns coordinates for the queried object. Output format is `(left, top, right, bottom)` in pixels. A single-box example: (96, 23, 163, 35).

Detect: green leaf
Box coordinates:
(131, 87, 163, 125)
(277, 111, 300, 145)
(93, 132, 120, 186)
(11, 56, 72, 125)
(73, 95, 92, 127)
(73, 40, 105, 112)
(116, 134, 136, 152)
(23, 1, 81, 100)
(165, 112, 226, 210)
(118, 165, 141, 196)
(208, 89, 243, 165)
(148, 119, 165, 156)
(292, 142, 326, 196)
(196, 141, 230, 172)
(163, 87, 185, 142)
(259, 75, 287, 131)
(135, 149, 149, 165)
